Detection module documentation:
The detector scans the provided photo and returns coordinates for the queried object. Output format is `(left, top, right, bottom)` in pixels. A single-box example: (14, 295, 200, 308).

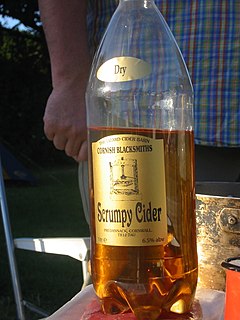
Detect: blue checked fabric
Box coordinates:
(87, 0, 240, 147)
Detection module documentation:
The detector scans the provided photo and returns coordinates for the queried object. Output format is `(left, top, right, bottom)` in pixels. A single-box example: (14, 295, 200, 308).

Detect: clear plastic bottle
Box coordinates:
(86, 1, 198, 319)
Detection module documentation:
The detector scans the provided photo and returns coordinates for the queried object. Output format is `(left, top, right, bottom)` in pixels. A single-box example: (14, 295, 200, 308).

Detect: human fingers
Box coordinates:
(43, 119, 55, 141)
(73, 139, 88, 162)
(65, 138, 82, 158)
(52, 134, 68, 151)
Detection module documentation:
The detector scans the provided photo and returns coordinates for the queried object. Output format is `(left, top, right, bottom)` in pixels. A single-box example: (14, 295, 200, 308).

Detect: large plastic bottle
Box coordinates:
(86, 1, 198, 319)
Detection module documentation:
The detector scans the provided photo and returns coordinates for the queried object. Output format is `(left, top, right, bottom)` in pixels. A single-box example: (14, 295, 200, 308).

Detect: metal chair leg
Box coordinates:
(0, 157, 25, 320)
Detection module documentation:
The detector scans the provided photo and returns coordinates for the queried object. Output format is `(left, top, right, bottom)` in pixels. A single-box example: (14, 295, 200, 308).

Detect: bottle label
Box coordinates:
(92, 134, 168, 246)
(97, 57, 151, 82)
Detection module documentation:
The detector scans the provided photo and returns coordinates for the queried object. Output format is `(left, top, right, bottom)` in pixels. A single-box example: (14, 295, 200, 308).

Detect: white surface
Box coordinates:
(197, 288, 225, 320)
(43, 285, 225, 320)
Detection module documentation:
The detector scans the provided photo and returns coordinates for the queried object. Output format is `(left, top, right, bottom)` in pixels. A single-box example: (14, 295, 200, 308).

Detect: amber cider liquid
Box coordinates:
(89, 127, 198, 320)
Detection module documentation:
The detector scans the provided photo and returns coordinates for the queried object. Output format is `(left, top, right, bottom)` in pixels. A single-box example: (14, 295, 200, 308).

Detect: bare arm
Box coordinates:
(38, 0, 91, 161)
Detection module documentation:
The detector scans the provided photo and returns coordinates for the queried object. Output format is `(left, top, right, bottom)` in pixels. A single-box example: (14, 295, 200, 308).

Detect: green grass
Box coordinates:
(0, 164, 90, 319)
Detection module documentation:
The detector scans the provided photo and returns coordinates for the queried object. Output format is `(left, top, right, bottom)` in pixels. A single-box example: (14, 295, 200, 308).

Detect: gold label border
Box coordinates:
(92, 134, 168, 246)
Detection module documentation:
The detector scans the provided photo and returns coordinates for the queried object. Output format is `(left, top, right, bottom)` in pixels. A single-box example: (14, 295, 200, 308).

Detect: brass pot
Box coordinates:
(196, 182, 240, 291)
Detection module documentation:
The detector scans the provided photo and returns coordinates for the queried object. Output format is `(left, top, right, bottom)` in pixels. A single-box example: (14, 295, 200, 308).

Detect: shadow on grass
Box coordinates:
(0, 164, 90, 319)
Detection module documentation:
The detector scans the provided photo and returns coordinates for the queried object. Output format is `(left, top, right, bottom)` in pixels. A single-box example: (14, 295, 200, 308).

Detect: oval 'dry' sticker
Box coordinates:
(97, 56, 151, 82)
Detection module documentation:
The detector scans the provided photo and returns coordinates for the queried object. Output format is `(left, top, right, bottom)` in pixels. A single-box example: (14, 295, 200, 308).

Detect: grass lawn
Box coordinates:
(0, 164, 90, 319)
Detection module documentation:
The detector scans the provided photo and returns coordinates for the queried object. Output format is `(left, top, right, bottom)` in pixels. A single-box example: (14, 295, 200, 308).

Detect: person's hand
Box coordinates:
(43, 76, 88, 162)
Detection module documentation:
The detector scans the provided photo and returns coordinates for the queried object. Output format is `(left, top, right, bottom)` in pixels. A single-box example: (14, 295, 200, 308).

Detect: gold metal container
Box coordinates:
(196, 182, 240, 291)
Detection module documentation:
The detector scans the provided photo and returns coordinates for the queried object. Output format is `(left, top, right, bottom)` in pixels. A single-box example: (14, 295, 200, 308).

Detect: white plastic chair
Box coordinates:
(14, 237, 91, 289)
(0, 157, 91, 320)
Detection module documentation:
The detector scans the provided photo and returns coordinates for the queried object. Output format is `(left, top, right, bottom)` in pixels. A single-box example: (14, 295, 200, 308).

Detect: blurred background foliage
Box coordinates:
(0, 3, 86, 319)
(0, 0, 71, 166)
